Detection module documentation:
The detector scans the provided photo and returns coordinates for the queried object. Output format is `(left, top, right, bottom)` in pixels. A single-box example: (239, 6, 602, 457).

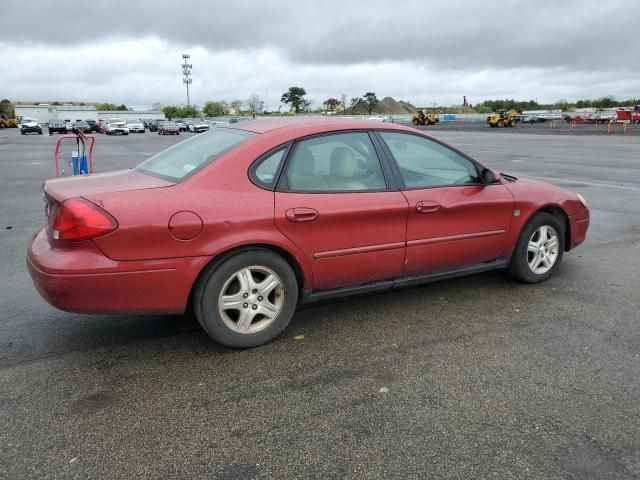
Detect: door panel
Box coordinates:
(377, 131, 514, 276)
(275, 131, 408, 290)
(402, 185, 514, 275)
(275, 192, 408, 290)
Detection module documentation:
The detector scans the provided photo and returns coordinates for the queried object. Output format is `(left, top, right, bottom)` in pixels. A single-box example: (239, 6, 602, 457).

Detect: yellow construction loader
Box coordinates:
(0, 114, 19, 128)
(412, 109, 440, 126)
(486, 109, 520, 128)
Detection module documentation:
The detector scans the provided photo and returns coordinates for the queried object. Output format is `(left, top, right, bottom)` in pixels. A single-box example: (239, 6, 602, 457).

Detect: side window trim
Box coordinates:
(370, 131, 404, 190)
(249, 142, 292, 191)
(372, 130, 484, 191)
(275, 130, 394, 194)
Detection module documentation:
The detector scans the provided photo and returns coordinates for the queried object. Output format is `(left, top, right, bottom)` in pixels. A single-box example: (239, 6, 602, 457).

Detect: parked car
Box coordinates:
(208, 120, 229, 128)
(63, 120, 73, 132)
(72, 121, 91, 134)
(367, 115, 389, 122)
(27, 119, 590, 348)
(521, 116, 547, 124)
(157, 121, 180, 135)
(147, 120, 159, 132)
(173, 119, 188, 132)
(126, 120, 145, 133)
(105, 119, 129, 135)
(20, 118, 42, 135)
(86, 120, 98, 132)
(188, 119, 209, 133)
(47, 119, 67, 135)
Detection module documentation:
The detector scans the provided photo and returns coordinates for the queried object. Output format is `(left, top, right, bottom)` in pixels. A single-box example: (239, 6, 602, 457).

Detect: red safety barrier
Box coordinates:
(54, 133, 95, 177)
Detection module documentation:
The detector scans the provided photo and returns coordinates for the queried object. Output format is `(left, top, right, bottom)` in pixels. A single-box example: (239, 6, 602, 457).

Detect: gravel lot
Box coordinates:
(1, 126, 639, 479)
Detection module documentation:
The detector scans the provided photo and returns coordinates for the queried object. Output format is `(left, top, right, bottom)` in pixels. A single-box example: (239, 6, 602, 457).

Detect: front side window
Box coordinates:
(137, 128, 255, 181)
(379, 131, 480, 188)
(285, 132, 386, 192)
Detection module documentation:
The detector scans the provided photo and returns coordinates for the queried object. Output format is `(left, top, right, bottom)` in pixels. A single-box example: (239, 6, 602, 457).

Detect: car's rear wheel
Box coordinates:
(194, 249, 298, 348)
(508, 212, 565, 283)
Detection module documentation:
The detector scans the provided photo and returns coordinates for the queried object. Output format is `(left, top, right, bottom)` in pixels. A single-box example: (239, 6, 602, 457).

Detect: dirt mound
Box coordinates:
(376, 97, 416, 114)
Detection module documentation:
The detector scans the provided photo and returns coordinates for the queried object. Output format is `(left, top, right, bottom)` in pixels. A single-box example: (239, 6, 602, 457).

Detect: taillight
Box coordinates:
(51, 198, 117, 241)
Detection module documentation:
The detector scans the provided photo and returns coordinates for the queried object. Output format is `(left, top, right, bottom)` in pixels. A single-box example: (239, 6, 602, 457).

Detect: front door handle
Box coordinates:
(416, 201, 441, 214)
(285, 207, 319, 223)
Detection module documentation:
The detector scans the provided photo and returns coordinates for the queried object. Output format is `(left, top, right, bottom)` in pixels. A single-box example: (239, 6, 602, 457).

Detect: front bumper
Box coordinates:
(568, 208, 590, 250)
(22, 125, 41, 132)
(27, 229, 209, 314)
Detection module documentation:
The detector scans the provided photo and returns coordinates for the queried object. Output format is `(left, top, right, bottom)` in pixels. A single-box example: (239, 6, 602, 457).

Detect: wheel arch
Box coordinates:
(186, 242, 309, 312)
(530, 205, 571, 251)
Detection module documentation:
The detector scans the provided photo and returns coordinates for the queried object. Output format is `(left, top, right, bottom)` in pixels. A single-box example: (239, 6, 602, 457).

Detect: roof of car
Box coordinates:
(229, 118, 414, 135)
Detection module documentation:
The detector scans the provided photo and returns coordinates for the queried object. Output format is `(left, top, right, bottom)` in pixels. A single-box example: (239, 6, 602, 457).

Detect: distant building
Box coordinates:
(97, 110, 165, 121)
(15, 105, 98, 123)
(55, 105, 99, 122)
(14, 105, 166, 124)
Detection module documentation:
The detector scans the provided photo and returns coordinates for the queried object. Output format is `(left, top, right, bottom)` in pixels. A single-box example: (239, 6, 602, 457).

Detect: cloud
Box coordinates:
(1, 1, 639, 105)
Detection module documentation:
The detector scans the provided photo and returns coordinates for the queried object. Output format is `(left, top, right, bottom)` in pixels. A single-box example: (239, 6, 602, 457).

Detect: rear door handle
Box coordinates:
(285, 207, 319, 223)
(416, 201, 441, 214)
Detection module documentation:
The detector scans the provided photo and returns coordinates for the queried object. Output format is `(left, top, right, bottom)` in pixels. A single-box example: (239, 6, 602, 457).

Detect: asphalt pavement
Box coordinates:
(0, 126, 639, 479)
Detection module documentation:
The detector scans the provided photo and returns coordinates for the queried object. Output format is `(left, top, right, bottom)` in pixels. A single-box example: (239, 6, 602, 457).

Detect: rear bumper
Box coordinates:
(27, 229, 210, 314)
(568, 208, 590, 250)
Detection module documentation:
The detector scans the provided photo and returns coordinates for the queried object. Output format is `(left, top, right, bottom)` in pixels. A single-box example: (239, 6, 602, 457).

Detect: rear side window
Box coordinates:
(251, 146, 288, 189)
(285, 132, 386, 192)
(379, 131, 479, 188)
(137, 128, 255, 181)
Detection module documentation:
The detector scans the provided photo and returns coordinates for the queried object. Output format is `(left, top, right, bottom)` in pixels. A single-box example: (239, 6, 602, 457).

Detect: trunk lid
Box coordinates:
(44, 169, 173, 203)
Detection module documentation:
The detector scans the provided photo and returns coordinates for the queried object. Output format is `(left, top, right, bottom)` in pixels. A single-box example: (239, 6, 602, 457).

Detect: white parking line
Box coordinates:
(524, 175, 640, 192)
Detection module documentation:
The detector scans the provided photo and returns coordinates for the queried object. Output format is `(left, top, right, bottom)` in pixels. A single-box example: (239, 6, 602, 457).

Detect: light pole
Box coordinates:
(182, 54, 193, 107)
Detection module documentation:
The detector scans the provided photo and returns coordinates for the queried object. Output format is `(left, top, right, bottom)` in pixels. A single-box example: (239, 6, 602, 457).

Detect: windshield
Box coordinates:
(136, 128, 255, 181)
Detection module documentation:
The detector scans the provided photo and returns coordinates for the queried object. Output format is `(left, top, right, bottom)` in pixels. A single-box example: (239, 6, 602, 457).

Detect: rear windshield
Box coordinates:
(136, 128, 255, 181)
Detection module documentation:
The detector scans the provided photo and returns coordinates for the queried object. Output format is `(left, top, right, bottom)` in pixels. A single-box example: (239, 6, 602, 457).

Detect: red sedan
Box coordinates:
(27, 119, 590, 348)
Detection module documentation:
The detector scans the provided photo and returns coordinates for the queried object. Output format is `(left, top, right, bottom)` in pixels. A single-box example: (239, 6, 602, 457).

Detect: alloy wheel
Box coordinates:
(527, 225, 559, 274)
(217, 266, 285, 334)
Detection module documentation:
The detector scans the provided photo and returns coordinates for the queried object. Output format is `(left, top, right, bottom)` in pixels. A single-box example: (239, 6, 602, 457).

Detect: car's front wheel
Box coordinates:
(194, 249, 299, 348)
(508, 212, 565, 283)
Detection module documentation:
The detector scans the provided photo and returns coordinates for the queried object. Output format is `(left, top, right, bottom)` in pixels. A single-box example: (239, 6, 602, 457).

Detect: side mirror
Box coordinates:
(481, 168, 497, 185)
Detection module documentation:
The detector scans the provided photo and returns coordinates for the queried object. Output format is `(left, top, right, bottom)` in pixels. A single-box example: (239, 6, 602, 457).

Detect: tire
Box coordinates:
(412, 118, 420, 126)
(508, 212, 565, 283)
(497, 120, 504, 128)
(194, 249, 299, 348)
(509, 119, 517, 127)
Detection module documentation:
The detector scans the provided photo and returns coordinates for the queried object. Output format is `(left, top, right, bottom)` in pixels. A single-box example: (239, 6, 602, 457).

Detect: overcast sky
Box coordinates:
(1, 0, 639, 109)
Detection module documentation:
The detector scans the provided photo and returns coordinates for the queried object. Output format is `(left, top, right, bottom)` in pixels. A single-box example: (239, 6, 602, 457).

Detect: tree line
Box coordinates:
(475, 97, 638, 113)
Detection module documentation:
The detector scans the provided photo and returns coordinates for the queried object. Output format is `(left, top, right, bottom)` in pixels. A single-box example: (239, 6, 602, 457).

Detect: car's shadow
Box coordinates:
(5, 265, 575, 368)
